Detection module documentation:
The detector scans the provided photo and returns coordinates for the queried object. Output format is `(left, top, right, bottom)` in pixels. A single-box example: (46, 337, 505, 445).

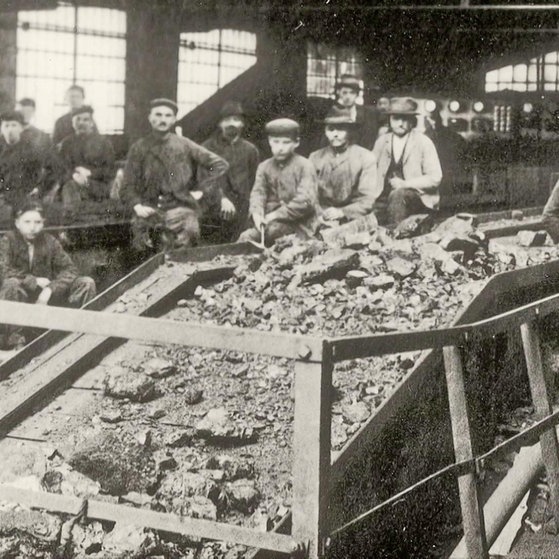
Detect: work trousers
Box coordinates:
(375, 188, 432, 228)
(62, 179, 111, 209)
(0, 276, 96, 349)
(131, 206, 200, 253)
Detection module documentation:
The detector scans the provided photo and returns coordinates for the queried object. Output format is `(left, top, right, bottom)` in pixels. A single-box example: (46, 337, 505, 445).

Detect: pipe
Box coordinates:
(450, 441, 543, 558)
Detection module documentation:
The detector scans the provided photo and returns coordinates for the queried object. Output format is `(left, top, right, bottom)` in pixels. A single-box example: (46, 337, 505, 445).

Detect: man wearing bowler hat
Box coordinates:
(371, 97, 442, 227)
(310, 105, 377, 226)
(202, 101, 260, 241)
(121, 98, 229, 252)
(333, 74, 379, 150)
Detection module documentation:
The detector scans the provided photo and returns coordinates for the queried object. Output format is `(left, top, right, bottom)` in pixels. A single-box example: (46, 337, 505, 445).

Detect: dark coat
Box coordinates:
(122, 132, 229, 210)
(53, 113, 99, 145)
(0, 230, 78, 297)
(22, 125, 52, 157)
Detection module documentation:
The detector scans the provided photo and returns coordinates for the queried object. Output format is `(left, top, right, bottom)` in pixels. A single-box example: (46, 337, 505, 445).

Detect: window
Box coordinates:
(306, 42, 364, 104)
(177, 29, 257, 116)
(16, 3, 126, 134)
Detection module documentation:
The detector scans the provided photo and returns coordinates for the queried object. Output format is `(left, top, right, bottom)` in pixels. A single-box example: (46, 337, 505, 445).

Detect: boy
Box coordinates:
(0, 202, 96, 349)
(310, 106, 377, 226)
(239, 118, 318, 245)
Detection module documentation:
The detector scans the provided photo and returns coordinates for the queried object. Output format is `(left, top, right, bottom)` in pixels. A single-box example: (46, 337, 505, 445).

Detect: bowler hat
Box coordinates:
(322, 105, 357, 125)
(386, 97, 419, 116)
(149, 98, 178, 115)
(0, 110, 24, 125)
(220, 101, 245, 120)
(335, 74, 361, 92)
(71, 105, 94, 118)
(265, 118, 300, 138)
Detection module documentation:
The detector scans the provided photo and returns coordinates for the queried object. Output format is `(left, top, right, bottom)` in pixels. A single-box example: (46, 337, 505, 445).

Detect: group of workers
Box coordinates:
(0, 74, 449, 349)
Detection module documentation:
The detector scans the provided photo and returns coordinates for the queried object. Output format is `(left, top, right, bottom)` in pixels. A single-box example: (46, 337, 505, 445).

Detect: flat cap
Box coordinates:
(386, 97, 419, 116)
(150, 98, 178, 114)
(0, 110, 24, 125)
(335, 74, 362, 92)
(265, 118, 300, 138)
(322, 105, 357, 125)
(220, 101, 245, 119)
(71, 105, 94, 117)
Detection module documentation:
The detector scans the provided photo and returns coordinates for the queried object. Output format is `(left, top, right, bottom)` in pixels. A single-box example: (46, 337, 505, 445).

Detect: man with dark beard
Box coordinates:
(202, 101, 260, 241)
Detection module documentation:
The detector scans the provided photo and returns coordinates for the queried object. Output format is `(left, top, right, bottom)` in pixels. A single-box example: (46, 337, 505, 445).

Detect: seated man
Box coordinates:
(542, 179, 559, 243)
(202, 101, 260, 242)
(239, 118, 318, 245)
(18, 98, 52, 157)
(58, 105, 115, 214)
(0, 202, 96, 349)
(121, 98, 229, 252)
(310, 106, 377, 227)
(53, 85, 97, 145)
(371, 97, 442, 227)
(0, 110, 43, 212)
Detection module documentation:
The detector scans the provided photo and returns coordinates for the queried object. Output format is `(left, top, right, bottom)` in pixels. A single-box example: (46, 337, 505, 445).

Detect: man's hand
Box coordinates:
(220, 197, 236, 221)
(35, 277, 51, 289)
(389, 177, 406, 189)
(72, 171, 88, 187)
(322, 207, 344, 221)
(133, 204, 157, 219)
(36, 287, 52, 305)
(191, 190, 204, 201)
(29, 187, 40, 198)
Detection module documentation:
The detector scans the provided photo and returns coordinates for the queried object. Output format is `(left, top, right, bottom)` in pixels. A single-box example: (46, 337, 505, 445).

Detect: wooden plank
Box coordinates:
(169, 241, 260, 263)
(0, 253, 164, 381)
(488, 490, 529, 556)
(292, 343, 332, 559)
(521, 320, 559, 524)
(0, 486, 298, 554)
(443, 346, 488, 559)
(0, 300, 323, 362)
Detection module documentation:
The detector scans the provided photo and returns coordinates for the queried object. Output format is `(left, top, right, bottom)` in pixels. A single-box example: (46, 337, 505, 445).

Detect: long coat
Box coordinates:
(371, 129, 442, 209)
(122, 132, 229, 210)
(309, 144, 377, 219)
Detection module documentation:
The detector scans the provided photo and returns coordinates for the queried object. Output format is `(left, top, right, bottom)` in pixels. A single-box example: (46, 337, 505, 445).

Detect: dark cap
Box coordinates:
(150, 98, 179, 115)
(71, 105, 94, 118)
(0, 110, 24, 125)
(386, 97, 419, 116)
(265, 118, 300, 139)
(18, 98, 36, 108)
(15, 200, 45, 218)
(335, 74, 362, 92)
(322, 105, 357, 125)
(220, 101, 245, 120)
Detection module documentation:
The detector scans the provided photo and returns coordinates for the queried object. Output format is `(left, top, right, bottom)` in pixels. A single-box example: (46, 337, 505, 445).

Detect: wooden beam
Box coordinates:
(0, 299, 323, 362)
(0, 486, 298, 554)
(521, 320, 559, 524)
(443, 346, 488, 559)
(292, 343, 332, 558)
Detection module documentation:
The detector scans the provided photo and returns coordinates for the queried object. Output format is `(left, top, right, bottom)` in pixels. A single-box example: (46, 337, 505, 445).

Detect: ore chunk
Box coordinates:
(517, 230, 548, 247)
(104, 371, 158, 403)
(297, 249, 360, 283)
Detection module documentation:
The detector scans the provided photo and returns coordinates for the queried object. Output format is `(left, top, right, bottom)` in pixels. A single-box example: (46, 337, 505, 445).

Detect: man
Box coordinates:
(53, 85, 97, 145)
(310, 106, 377, 226)
(201, 101, 260, 241)
(371, 97, 442, 227)
(332, 74, 379, 150)
(58, 105, 115, 213)
(18, 98, 51, 156)
(239, 118, 318, 245)
(121, 98, 229, 252)
(0, 110, 43, 211)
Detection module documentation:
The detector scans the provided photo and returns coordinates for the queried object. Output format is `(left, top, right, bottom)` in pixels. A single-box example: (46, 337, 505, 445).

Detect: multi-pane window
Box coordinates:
(16, 3, 126, 134)
(306, 42, 364, 104)
(177, 30, 257, 117)
(485, 52, 559, 93)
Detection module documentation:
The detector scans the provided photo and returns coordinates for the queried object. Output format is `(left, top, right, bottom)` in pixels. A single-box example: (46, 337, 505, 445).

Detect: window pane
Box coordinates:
(544, 64, 557, 83)
(513, 64, 527, 82)
(499, 65, 513, 82)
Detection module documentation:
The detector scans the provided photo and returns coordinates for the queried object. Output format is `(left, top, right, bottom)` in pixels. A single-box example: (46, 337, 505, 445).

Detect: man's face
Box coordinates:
(15, 210, 44, 241)
(337, 87, 358, 108)
(219, 115, 244, 141)
(390, 115, 413, 137)
(72, 112, 94, 135)
(377, 97, 390, 112)
(268, 136, 298, 161)
(18, 105, 34, 125)
(325, 125, 350, 149)
(66, 89, 84, 110)
(1, 121, 23, 145)
(148, 106, 176, 133)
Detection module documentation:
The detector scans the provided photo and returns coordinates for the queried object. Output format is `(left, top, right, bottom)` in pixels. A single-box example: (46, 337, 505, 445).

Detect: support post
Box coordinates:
(521, 320, 559, 524)
(443, 345, 488, 559)
(292, 343, 332, 558)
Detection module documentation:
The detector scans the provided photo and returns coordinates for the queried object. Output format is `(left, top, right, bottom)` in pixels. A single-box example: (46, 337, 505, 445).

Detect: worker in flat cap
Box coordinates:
(0, 110, 44, 213)
(310, 106, 377, 227)
(52, 84, 98, 145)
(239, 118, 318, 245)
(371, 97, 442, 227)
(331, 74, 380, 150)
(201, 101, 260, 242)
(121, 98, 229, 252)
(55, 104, 115, 217)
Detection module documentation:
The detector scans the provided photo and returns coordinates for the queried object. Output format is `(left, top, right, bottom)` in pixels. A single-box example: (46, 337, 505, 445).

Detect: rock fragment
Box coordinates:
(103, 523, 151, 555)
(517, 230, 548, 247)
(142, 357, 177, 378)
(184, 386, 203, 405)
(71, 521, 104, 554)
(394, 213, 434, 239)
(206, 455, 255, 481)
(104, 371, 158, 403)
(297, 249, 359, 283)
(195, 408, 257, 444)
(0, 508, 61, 543)
(224, 479, 261, 514)
(386, 257, 416, 278)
